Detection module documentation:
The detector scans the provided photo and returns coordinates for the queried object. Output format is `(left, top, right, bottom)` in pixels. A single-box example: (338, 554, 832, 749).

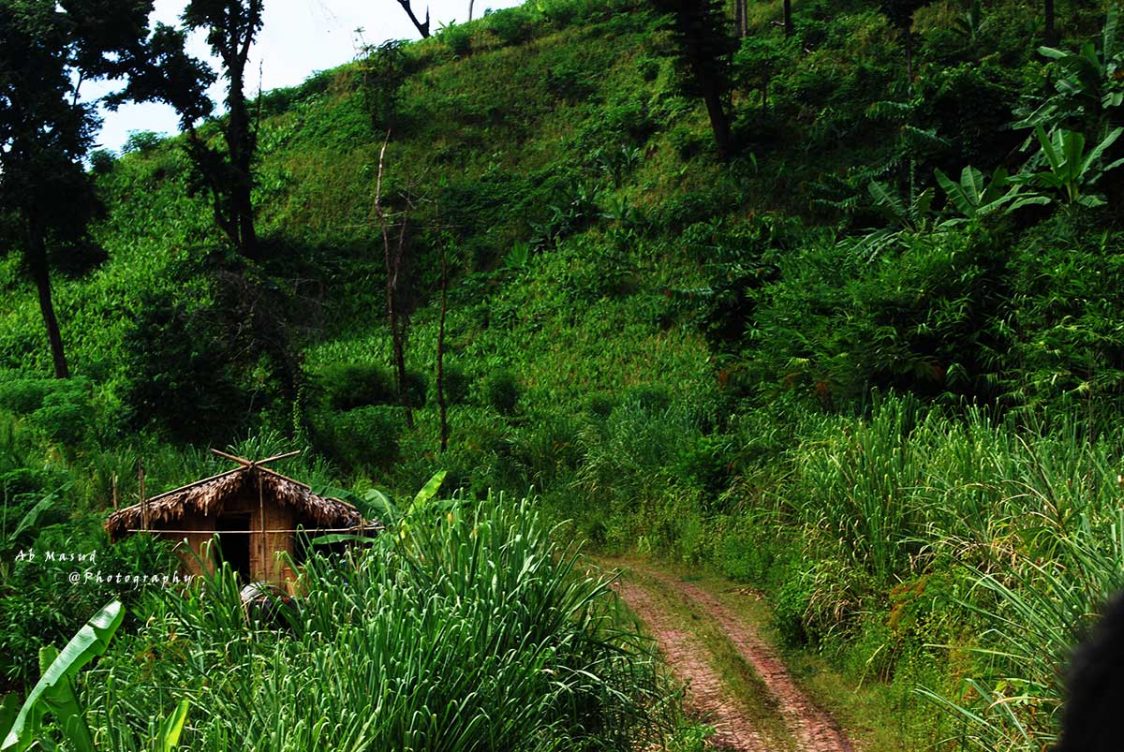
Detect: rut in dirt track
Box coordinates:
(616, 579, 770, 752)
(617, 567, 854, 752)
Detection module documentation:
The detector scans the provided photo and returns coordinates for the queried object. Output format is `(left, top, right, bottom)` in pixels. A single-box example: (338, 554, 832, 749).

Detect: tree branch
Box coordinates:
(394, 0, 431, 38)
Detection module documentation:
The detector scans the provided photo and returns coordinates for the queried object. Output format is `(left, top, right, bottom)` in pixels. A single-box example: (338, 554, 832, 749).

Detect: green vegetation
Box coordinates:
(3, 0, 1124, 747)
(3, 499, 678, 750)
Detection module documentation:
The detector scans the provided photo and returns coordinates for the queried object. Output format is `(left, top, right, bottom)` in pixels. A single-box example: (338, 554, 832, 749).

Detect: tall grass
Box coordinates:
(770, 395, 1124, 746)
(80, 497, 673, 751)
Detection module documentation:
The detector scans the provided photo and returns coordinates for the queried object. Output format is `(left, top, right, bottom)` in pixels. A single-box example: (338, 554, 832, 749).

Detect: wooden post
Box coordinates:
(138, 460, 147, 531)
(257, 467, 265, 583)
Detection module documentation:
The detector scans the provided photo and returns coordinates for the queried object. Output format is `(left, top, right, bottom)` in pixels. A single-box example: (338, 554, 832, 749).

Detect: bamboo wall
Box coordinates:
(154, 489, 298, 590)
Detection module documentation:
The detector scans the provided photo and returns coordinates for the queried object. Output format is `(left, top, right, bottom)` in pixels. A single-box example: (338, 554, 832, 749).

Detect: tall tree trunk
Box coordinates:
(1044, 0, 1057, 45)
(702, 85, 733, 161)
(386, 219, 413, 430)
(736, 0, 747, 38)
(468, 0, 474, 22)
(436, 243, 449, 453)
(783, 0, 794, 37)
(25, 215, 69, 379)
(390, 302, 414, 429)
(226, 60, 259, 261)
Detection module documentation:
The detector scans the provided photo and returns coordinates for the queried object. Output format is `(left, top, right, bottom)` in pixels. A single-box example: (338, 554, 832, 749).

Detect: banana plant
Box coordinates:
(310, 470, 450, 548)
(1015, 7, 1124, 136)
(1018, 125, 1124, 206)
(0, 489, 59, 586)
(868, 179, 936, 233)
(0, 601, 188, 752)
(934, 165, 1049, 223)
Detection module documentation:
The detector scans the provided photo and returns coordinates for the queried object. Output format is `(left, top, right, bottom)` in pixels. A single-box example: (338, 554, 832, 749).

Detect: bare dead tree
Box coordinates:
(374, 133, 415, 429)
(436, 237, 449, 452)
(394, 0, 430, 38)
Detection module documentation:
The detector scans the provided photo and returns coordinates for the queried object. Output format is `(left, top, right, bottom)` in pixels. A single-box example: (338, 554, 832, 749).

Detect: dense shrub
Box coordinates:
(438, 364, 470, 405)
(316, 363, 397, 411)
(483, 370, 521, 415)
(0, 377, 94, 447)
(439, 22, 474, 58)
(120, 296, 251, 445)
(0, 378, 58, 415)
(1003, 214, 1124, 412)
(486, 6, 536, 46)
(313, 405, 404, 471)
(915, 60, 1022, 172)
(747, 227, 1007, 405)
(30, 388, 94, 446)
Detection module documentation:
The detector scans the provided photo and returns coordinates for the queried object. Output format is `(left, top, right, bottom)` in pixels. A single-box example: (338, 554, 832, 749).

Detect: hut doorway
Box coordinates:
(217, 513, 251, 582)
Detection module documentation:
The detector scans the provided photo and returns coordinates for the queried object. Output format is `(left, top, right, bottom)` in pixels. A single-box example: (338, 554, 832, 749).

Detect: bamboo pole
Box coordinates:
(210, 448, 253, 466)
(255, 450, 302, 466)
(139, 460, 147, 531)
(258, 471, 266, 581)
(132, 468, 243, 506)
(209, 448, 301, 467)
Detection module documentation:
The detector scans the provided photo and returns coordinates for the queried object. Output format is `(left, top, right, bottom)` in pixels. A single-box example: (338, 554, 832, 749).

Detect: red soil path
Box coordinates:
(616, 565, 854, 752)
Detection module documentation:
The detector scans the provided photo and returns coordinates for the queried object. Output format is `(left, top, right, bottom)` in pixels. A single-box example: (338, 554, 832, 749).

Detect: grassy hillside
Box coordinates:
(4, 0, 1124, 747)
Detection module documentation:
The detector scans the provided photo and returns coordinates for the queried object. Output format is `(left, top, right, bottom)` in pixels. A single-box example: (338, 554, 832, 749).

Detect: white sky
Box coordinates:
(93, 0, 525, 152)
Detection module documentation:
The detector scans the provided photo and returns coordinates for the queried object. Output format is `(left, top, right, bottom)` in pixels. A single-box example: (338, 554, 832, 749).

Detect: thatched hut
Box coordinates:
(106, 452, 377, 589)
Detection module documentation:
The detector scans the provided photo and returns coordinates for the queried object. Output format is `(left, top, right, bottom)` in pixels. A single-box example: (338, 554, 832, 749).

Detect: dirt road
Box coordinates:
(612, 563, 854, 752)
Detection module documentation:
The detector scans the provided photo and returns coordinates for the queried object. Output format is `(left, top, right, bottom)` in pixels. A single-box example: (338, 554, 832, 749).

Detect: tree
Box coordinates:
(374, 136, 416, 429)
(735, 0, 747, 38)
(0, 0, 155, 378)
(185, 0, 263, 261)
(783, 0, 794, 37)
(1045, 0, 1057, 46)
(651, 0, 737, 160)
(122, 1, 263, 261)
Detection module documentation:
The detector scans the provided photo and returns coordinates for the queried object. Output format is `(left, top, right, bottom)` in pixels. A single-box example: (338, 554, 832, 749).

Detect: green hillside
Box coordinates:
(4, 0, 1124, 748)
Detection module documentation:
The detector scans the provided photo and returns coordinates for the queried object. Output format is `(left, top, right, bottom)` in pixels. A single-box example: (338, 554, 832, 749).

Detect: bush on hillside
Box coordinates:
(0, 379, 57, 416)
(312, 405, 404, 472)
(316, 363, 397, 411)
(487, 7, 536, 46)
(1004, 214, 1124, 412)
(31, 388, 94, 447)
(120, 296, 251, 445)
(483, 370, 521, 416)
(439, 22, 474, 58)
(437, 364, 471, 405)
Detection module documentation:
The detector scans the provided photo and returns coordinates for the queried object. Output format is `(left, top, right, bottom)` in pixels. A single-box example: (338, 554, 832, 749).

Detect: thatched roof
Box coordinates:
(105, 465, 370, 542)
